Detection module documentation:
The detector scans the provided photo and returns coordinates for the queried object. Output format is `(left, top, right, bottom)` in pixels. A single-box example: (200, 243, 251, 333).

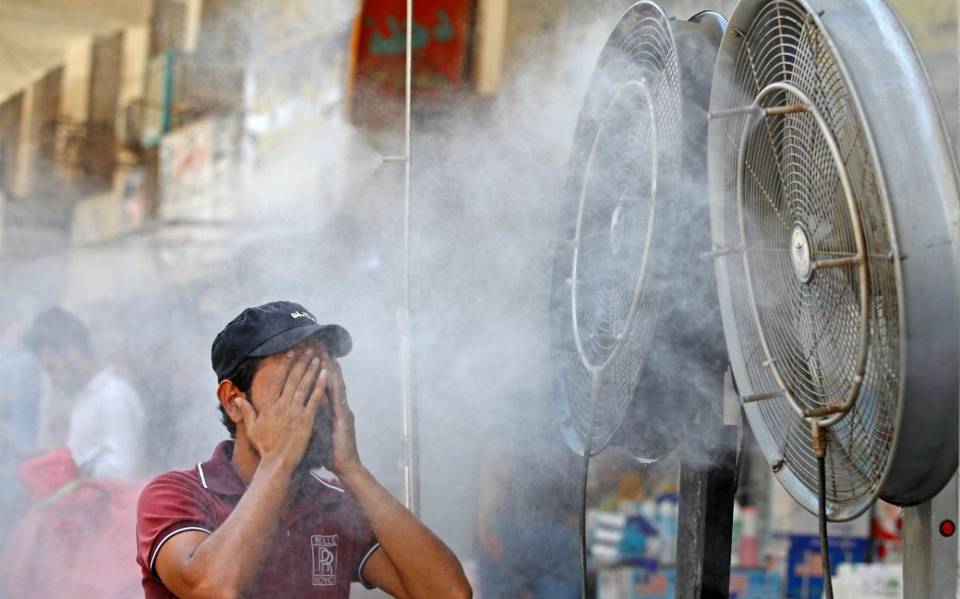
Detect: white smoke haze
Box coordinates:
(0, 2, 745, 594)
(1, 0, 956, 596)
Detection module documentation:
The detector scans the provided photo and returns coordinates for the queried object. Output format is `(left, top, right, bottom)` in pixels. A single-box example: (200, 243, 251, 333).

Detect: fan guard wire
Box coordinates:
(557, 4, 681, 457)
(555, 6, 684, 597)
(709, 0, 901, 519)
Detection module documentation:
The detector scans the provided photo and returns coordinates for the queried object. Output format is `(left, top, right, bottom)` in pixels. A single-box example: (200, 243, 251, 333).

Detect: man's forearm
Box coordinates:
(340, 464, 471, 599)
(176, 457, 294, 597)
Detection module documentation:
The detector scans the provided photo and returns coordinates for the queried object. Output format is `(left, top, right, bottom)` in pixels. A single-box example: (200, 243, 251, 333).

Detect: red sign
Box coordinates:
(348, 0, 472, 125)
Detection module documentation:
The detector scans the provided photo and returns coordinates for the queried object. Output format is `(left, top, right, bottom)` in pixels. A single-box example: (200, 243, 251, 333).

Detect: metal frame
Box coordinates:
(716, 82, 871, 427)
(707, 0, 960, 519)
(903, 472, 959, 598)
(398, 0, 418, 514)
(570, 79, 658, 376)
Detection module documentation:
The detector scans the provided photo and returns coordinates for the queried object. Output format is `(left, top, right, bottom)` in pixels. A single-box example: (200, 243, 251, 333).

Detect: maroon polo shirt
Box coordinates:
(136, 441, 381, 598)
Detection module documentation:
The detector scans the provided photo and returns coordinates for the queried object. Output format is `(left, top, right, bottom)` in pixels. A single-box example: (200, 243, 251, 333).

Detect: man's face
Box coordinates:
(248, 338, 333, 471)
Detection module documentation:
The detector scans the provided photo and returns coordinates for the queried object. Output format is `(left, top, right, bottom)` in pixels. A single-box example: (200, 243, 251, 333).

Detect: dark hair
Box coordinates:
(23, 307, 93, 355)
(218, 355, 264, 438)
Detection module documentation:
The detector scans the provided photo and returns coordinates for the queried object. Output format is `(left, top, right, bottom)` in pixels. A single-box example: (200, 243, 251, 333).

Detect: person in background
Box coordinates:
(0, 312, 45, 554)
(23, 307, 146, 479)
(475, 423, 581, 599)
(136, 301, 471, 598)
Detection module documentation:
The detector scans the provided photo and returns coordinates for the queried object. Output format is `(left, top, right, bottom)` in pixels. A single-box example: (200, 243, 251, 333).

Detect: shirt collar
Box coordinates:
(79, 367, 114, 396)
(197, 441, 247, 496)
(197, 440, 344, 505)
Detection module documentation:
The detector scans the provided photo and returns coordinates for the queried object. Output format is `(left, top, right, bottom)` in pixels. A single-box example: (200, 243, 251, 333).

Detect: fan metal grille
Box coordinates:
(559, 4, 682, 454)
(712, 0, 900, 515)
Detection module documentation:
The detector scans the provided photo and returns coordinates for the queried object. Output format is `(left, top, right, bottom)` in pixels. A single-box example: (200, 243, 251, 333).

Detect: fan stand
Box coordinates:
(902, 471, 958, 597)
(675, 370, 742, 599)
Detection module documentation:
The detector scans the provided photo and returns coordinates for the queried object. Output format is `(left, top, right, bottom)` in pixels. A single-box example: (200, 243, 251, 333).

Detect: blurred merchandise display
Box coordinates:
(832, 563, 902, 598)
(590, 496, 781, 599)
(588, 465, 915, 599)
(783, 535, 869, 599)
(871, 501, 904, 563)
(598, 566, 781, 599)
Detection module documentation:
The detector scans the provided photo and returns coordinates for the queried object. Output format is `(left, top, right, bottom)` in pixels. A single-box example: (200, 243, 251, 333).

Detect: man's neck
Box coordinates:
(231, 435, 260, 486)
(75, 361, 103, 391)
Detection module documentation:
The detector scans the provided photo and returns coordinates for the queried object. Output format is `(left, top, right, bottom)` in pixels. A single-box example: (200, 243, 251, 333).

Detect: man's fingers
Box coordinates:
(327, 357, 346, 403)
(235, 396, 256, 425)
(304, 368, 328, 416)
(327, 366, 352, 424)
(280, 349, 314, 404)
(265, 350, 295, 399)
(293, 357, 322, 406)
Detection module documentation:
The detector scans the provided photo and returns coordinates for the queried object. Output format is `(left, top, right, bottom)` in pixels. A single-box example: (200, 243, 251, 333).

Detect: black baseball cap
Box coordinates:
(211, 301, 352, 382)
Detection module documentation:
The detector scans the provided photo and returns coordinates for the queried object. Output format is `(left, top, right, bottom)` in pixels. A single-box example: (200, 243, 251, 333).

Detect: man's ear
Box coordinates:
(217, 380, 246, 427)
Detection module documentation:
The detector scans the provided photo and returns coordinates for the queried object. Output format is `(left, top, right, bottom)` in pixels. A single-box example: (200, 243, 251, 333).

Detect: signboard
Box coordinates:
(348, 0, 472, 125)
(159, 116, 238, 223)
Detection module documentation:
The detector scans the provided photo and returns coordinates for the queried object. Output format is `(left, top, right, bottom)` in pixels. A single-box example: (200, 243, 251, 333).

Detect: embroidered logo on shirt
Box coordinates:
(311, 534, 338, 586)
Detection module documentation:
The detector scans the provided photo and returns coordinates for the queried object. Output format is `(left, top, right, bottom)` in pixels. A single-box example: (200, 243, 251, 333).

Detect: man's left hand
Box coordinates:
(322, 354, 362, 477)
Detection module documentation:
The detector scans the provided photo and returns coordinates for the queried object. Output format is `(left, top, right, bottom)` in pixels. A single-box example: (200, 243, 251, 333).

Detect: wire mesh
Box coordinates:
(556, 3, 683, 454)
(712, 0, 900, 513)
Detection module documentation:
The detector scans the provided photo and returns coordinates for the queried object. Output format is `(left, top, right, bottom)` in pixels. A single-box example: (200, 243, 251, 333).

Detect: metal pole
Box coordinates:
(398, 0, 420, 516)
(677, 376, 741, 599)
(902, 472, 958, 598)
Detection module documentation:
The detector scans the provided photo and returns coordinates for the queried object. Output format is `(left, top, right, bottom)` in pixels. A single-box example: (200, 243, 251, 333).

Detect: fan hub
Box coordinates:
(789, 225, 813, 283)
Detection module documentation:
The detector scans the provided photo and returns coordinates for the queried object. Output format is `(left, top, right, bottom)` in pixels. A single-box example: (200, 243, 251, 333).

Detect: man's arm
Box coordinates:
(324, 356, 472, 599)
(154, 352, 326, 599)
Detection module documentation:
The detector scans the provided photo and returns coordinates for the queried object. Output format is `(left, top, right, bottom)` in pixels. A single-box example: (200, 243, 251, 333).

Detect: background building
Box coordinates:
(0, 1, 956, 597)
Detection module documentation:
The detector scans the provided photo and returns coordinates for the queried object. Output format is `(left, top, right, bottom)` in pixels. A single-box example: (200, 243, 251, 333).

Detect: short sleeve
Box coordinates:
(136, 471, 215, 580)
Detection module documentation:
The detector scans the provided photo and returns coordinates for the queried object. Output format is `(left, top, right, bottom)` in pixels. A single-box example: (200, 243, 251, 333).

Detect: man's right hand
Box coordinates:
(235, 349, 327, 470)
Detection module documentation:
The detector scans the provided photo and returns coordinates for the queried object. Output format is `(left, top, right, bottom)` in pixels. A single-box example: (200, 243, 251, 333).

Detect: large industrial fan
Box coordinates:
(552, 1, 726, 463)
(549, 2, 731, 596)
(707, 0, 960, 593)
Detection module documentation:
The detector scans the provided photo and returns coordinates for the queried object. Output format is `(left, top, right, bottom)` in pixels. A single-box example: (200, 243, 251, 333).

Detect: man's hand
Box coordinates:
(321, 353, 362, 477)
(236, 349, 327, 471)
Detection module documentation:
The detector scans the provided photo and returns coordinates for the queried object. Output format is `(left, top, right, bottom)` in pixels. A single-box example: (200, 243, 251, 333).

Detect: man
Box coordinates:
(24, 307, 145, 479)
(476, 424, 580, 599)
(136, 301, 472, 598)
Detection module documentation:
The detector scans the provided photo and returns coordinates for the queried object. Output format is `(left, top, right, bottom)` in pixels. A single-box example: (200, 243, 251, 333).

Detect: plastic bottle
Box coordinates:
(658, 499, 677, 564)
(740, 505, 759, 568)
(639, 501, 660, 560)
(730, 503, 743, 568)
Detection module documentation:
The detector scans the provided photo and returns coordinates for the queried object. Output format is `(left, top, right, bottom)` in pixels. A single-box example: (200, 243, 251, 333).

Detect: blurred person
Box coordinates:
(2, 446, 143, 599)
(0, 312, 45, 553)
(23, 307, 146, 479)
(475, 423, 581, 599)
(136, 301, 472, 598)
(0, 314, 44, 455)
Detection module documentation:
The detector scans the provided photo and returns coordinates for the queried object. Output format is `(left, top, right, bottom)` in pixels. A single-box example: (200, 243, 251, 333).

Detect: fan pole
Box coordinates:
(676, 395, 741, 599)
(902, 472, 958, 597)
(398, 0, 420, 515)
